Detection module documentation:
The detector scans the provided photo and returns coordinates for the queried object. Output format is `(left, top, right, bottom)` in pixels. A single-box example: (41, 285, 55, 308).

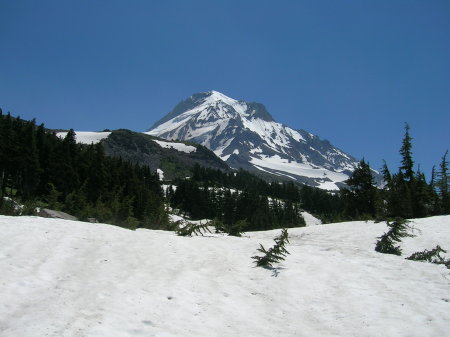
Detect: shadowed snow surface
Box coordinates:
(0, 216, 449, 337)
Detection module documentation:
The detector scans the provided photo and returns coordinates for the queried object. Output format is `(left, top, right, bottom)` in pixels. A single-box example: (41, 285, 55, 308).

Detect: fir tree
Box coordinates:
(252, 229, 290, 268)
(46, 183, 63, 210)
(399, 123, 414, 182)
(343, 159, 379, 218)
(430, 165, 436, 187)
(380, 124, 438, 219)
(375, 219, 413, 256)
(406, 245, 450, 268)
(381, 160, 391, 184)
(437, 150, 450, 213)
(21, 120, 41, 200)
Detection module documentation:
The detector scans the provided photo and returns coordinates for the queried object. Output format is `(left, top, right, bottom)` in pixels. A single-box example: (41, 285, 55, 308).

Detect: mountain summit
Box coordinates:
(147, 91, 362, 189)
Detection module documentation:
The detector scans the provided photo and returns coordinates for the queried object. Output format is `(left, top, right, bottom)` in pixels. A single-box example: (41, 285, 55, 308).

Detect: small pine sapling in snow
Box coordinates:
(212, 218, 244, 237)
(375, 218, 414, 256)
(407, 245, 450, 269)
(227, 219, 245, 237)
(175, 220, 212, 237)
(252, 228, 290, 268)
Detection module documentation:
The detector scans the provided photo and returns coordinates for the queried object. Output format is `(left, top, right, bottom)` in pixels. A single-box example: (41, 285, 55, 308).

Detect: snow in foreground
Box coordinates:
(0, 216, 449, 337)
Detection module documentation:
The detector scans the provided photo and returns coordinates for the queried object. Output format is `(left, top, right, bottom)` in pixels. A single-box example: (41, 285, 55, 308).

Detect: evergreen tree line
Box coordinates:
(191, 164, 301, 202)
(343, 123, 449, 220)
(2, 112, 447, 231)
(189, 164, 344, 221)
(167, 179, 305, 231)
(0, 111, 167, 229)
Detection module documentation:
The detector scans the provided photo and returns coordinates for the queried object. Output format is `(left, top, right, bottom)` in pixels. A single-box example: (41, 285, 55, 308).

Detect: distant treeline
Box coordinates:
(167, 164, 342, 227)
(167, 176, 305, 231)
(1, 111, 448, 231)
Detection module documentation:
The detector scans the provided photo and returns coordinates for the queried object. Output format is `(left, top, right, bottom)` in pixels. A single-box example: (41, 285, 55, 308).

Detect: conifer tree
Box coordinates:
(343, 159, 378, 218)
(399, 123, 414, 182)
(252, 229, 290, 268)
(406, 245, 450, 268)
(375, 219, 413, 255)
(430, 165, 436, 187)
(21, 120, 41, 200)
(437, 151, 450, 213)
(222, 189, 236, 226)
(381, 160, 391, 184)
(380, 124, 439, 219)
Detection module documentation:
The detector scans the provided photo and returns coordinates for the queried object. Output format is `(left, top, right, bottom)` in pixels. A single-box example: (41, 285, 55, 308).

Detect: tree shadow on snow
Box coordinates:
(261, 266, 285, 277)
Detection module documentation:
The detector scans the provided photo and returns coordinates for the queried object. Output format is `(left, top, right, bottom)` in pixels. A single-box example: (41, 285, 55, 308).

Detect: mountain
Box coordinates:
(147, 91, 368, 189)
(56, 129, 229, 180)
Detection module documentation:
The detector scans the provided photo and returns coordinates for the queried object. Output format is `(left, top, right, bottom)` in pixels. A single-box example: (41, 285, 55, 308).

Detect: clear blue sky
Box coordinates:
(1, 0, 449, 177)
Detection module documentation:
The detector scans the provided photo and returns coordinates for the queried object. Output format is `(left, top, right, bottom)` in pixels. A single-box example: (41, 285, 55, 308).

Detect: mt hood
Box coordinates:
(147, 91, 362, 190)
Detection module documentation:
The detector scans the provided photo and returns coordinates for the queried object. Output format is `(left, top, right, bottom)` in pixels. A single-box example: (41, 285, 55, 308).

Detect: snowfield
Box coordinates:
(0, 215, 449, 337)
(153, 140, 196, 153)
(56, 131, 111, 144)
(249, 154, 349, 190)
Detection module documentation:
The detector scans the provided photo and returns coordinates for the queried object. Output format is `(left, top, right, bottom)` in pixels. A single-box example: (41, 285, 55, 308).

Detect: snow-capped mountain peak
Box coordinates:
(147, 91, 367, 189)
(204, 90, 240, 105)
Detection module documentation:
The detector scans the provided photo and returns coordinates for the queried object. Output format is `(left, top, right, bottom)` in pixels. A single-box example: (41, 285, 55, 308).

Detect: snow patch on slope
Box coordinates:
(56, 131, 111, 144)
(153, 140, 196, 153)
(157, 169, 164, 180)
(250, 154, 348, 190)
(242, 118, 304, 151)
(301, 211, 322, 226)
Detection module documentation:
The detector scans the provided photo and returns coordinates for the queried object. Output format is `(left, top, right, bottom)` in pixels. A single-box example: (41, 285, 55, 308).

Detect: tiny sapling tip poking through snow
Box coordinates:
(375, 218, 414, 256)
(252, 228, 290, 268)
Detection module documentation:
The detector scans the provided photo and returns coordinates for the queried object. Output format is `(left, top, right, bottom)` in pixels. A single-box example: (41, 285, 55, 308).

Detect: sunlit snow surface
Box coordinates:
(301, 211, 322, 226)
(57, 131, 196, 154)
(1, 215, 449, 337)
(153, 140, 196, 153)
(250, 155, 348, 190)
(156, 169, 164, 180)
(56, 131, 111, 144)
(147, 91, 305, 151)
